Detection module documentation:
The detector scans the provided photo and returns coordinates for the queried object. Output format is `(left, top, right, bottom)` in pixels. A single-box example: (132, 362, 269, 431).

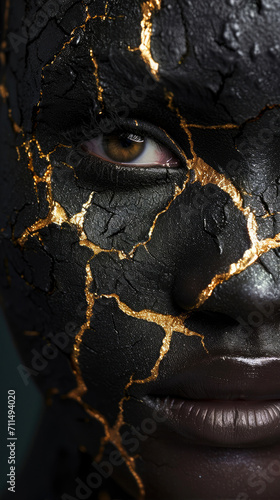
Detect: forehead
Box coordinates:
(7, 0, 280, 128)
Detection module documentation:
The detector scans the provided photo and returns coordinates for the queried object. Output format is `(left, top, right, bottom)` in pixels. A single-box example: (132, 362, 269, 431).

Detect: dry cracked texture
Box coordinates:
(2, 0, 280, 498)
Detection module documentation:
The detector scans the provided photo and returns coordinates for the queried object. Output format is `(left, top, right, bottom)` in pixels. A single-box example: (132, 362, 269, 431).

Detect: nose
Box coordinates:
(173, 241, 280, 327)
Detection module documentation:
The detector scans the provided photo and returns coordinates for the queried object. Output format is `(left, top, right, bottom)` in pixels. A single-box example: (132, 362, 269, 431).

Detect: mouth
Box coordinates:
(142, 356, 280, 448)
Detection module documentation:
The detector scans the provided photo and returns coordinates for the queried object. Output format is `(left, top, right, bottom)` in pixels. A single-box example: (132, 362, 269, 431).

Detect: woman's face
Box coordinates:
(2, 0, 280, 498)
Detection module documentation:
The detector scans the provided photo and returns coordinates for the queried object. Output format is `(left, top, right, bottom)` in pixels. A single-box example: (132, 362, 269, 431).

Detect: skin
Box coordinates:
(1, 0, 280, 498)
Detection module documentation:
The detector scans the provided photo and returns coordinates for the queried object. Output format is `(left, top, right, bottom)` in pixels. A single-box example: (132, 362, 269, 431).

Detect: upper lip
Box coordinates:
(144, 356, 280, 401)
(140, 356, 280, 447)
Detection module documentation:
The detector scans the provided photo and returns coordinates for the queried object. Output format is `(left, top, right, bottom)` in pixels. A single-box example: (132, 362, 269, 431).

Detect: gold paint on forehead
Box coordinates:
(139, 0, 162, 79)
(90, 48, 104, 112)
(36, 2, 123, 120)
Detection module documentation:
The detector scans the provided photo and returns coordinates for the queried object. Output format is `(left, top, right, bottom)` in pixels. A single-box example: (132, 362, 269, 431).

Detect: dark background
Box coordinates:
(0, 309, 42, 496)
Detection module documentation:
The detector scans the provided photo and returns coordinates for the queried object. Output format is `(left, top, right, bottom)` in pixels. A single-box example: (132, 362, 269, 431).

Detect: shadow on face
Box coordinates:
(1, 1, 280, 499)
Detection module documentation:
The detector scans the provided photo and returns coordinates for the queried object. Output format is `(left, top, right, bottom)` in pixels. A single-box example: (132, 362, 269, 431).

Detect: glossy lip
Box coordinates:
(142, 357, 280, 447)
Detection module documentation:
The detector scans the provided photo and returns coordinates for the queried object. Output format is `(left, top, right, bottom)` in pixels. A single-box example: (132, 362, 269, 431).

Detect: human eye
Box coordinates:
(80, 130, 180, 169)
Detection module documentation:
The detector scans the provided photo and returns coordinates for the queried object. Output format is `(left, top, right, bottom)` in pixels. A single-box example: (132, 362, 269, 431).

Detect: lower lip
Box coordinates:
(144, 396, 280, 447)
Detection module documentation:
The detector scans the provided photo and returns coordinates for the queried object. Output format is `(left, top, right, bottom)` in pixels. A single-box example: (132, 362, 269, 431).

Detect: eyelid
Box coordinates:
(82, 134, 179, 168)
(77, 119, 188, 170)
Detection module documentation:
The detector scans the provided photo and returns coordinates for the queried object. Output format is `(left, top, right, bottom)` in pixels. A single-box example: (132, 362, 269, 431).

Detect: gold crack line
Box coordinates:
(128, 176, 189, 258)
(80, 292, 207, 389)
(18, 136, 170, 263)
(165, 90, 259, 249)
(129, 0, 161, 79)
(102, 293, 209, 496)
(165, 89, 196, 159)
(188, 123, 239, 130)
(68, 260, 95, 401)
(127, 127, 193, 258)
(0, 0, 10, 66)
(0, 84, 8, 101)
(194, 231, 280, 310)
(80, 399, 143, 499)
(20, 138, 71, 195)
(17, 178, 127, 260)
(87, 399, 145, 500)
(140, 0, 161, 79)
(68, 288, 206, 498)
(69, 195, 125, 259)
(186, 104, 280, 130)
(89, 48, 104, 112)
(92, 292, 207, 499)
(66, 267, 145, 498)
(35, 2, 124, 119)
(164, 89, 272, 311)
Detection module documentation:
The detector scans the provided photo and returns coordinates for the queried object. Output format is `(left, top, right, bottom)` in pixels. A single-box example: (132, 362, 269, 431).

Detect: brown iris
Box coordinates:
(102, 133, 145, 163)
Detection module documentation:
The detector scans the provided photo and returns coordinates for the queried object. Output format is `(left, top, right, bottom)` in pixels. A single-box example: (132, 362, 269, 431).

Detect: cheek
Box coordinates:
(79, 301, 164, 422)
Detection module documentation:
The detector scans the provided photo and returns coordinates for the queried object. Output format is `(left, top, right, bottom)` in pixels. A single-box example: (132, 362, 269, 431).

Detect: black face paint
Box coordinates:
(1, 1, 280, 499)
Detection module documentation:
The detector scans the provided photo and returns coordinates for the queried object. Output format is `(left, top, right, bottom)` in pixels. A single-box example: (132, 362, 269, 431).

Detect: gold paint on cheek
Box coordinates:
(164, 89, 280, 312)
(194, 228, 280, 309)
(98, 491, 111, 500)
(67, 273, 146, 498)
(14, 6, 210, 498)
(51, 202, 68, 225)
(68, 260, 95, 400)
(8, 109, 22, 134)
(139, 0, 161, 79)
(17, 201, 68, 245)
(92, 293, 208, 499)
(68, 287, 206, 500)
(0, 84, 8, 101)
(192, 156, 250, 217)
(165, 93, 280, 309)
(46, 387, 59, 406)
(99, 293, 208, 369)
(24, 330, 40, 337)
(70, 193, 127, 260)
(70, 192, 95, 229)
(128, 182, 188, 257)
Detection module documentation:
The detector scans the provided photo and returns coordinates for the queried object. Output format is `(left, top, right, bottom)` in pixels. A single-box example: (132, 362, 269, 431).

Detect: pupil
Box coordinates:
(119, 137, 134, 149)
(102, 133, 145, 163)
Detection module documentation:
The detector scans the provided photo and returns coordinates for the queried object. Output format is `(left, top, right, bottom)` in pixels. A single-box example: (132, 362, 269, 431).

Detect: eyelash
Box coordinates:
(63, 119, 187, 188)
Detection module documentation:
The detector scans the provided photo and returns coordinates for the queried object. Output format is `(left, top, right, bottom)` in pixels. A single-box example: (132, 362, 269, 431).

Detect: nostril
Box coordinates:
(184, 310, 241, 333)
